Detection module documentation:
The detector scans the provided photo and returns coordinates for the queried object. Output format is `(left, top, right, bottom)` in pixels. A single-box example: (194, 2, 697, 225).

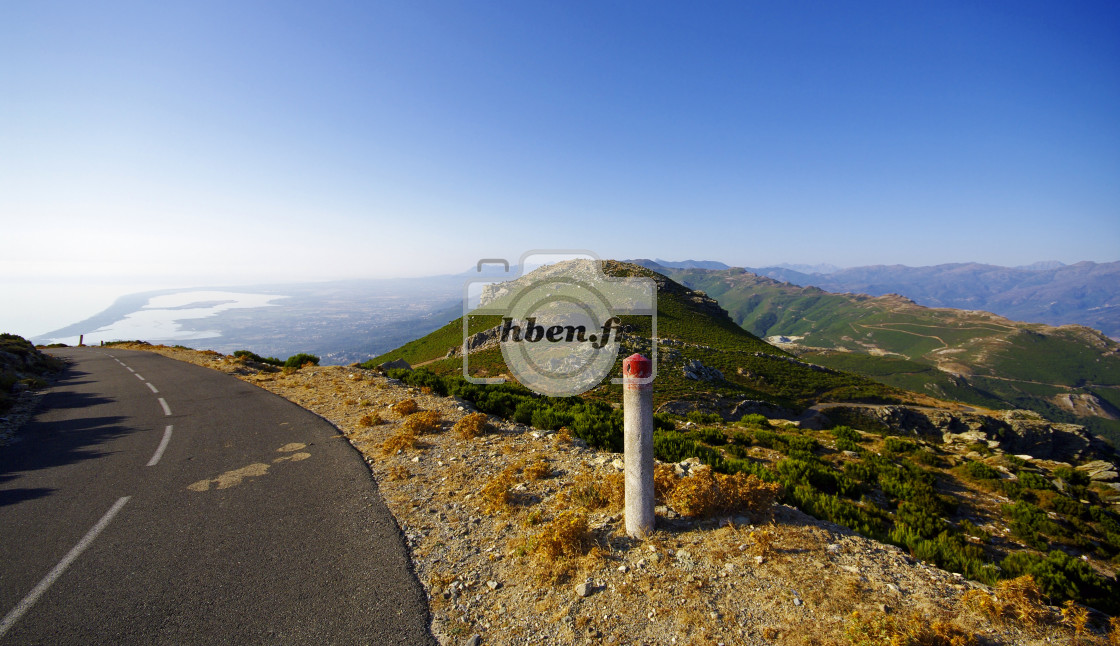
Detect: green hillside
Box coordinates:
(368, 261, 906, 410)
(655, 266, 1120, 445)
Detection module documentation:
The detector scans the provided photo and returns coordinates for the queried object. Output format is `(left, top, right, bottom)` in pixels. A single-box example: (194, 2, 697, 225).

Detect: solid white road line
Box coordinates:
(146, 425, 173, 467)
(0, 496, 131, 639)
(145, 382, 158, 394)
(158, 398, 172, 416)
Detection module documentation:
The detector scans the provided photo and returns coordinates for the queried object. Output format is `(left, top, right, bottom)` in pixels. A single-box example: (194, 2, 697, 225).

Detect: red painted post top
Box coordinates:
(623, 353, 652, 379)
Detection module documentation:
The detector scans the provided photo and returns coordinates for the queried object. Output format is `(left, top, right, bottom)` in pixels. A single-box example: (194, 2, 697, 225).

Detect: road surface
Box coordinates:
(0, 347, 436, 645)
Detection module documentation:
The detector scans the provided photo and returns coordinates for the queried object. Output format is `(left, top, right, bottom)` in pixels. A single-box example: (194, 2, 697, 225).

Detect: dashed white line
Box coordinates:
(126, 367, 134, 373)
(0, 497, 131, 639)
(146, 425, 173, 466)
(145, 382, 158, 394)
(157, 398, 172, 416)
(135, 373, 145, 381)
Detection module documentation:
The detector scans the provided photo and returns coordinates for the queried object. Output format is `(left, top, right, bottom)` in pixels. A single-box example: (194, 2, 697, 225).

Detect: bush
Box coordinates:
(531, 511, 591, 560)
(665, 466, 780, 518)
(964, 461, 1000, 480)
(381, 428, 420, 455)
(392, 399, 419, 416)
(1000, 550, 1116, 613)
(358, 413, 383, 427)
(1002, 500, 1059, 550)
(687, 410, 723, 424)
(233, 350, 283, 366)
(401, 410, 441, 434)
(284, 353, 320, 368)
(739, 413, 771, 428)
(830, 425, 860, 443)
(452, 412, 491, 439)
(883, 437, 916, 454)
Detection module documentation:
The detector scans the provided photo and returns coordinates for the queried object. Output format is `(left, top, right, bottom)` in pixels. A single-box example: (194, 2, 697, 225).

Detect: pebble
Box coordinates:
(464, 635, 482, 646)
(576, 582, 593, 597)
(487, 580, 500, 590)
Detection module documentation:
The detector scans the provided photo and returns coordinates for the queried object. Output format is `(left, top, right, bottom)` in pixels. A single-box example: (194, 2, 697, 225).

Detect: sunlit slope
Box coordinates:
(369, 261, 905, 409)
(657, 266, 1120, 443)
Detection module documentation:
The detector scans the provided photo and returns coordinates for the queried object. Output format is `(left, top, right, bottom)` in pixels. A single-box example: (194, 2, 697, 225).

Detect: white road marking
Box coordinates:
(145, 382, 158, 394)
(147, 425, 173, 466)
(135, 373, 145, 381)
(158, 398, 172, 416)
(0, 497, 131, 639)
(126, 367, 134, 373)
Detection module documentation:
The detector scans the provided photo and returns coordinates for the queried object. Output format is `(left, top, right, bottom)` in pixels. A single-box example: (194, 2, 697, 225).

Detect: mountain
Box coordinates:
(647, 258, 731, 270)
(642, 264, 1120, 446)
(760, 261, 1120, 340)
(368, 259, 925, 411)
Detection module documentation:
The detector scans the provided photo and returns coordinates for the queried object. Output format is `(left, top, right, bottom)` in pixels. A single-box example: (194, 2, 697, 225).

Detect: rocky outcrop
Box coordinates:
(378, 358, 412, 372)
(824, 404, 1115, 464)
(681, 359, 723, 382)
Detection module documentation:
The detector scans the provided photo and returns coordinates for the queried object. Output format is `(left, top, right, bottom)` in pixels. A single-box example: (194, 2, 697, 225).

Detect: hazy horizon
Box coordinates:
(7, 256, 1112, 341)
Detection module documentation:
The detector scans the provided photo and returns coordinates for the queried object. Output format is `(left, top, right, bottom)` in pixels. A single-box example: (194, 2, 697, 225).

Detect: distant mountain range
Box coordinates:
(632, 260, 1120, 340)
(635, 261, 1120, 446)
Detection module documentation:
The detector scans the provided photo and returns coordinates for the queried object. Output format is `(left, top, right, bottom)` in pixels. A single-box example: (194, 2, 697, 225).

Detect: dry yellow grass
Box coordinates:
(567, 472, 625, 511)
(961, 575, 1050, 627)
(401, 410, 441, 434)
(382, 427, 421, 455)
(391, 398, 419, 416)
(452, 412, 490, 439)
(664, 465, 781, 518)
(522, 457, 552, 480)
(845, 610, 977, 646)
(481, 466, 518, 513)
(358, 412, 383, 427)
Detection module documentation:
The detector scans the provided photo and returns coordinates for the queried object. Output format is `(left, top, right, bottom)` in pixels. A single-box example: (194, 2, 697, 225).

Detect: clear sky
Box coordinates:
(2, 1, 1118, 336)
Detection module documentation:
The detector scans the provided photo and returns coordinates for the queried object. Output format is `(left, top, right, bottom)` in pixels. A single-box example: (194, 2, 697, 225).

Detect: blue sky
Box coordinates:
(2, 1, 1119, 335)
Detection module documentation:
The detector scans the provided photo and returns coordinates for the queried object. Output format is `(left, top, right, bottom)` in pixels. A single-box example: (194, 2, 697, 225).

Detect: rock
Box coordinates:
(682, 359, 723, 382)
(827, 544, 841, 554)
(793, 598, 803, 606)
(379, 358, 412, 372)
(1077, 460, 1118, 481)
(487, 580, 500, 590)
(675, 549, 695, 569)
(755, 555, 765, 564)
(464, 635, 482, 646)
(575, 582, 593, 598)
(878, 603, 890, 614)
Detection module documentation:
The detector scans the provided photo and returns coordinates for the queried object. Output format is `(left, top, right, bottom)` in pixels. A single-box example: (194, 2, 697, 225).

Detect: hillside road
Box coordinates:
(0, 347, 435, 645)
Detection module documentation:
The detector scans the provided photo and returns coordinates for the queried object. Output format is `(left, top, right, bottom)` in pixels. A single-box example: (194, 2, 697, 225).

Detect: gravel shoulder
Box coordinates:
(109, 343, 1087, 645)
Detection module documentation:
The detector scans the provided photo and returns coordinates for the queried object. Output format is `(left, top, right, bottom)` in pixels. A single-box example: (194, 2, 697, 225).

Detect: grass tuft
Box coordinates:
(452, 412, 491, 439)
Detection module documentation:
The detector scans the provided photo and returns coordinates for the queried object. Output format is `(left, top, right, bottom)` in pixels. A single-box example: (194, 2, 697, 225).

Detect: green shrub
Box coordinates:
(1000, 550, 1117, 613)
(883, 437, 917, 454)
(1016, 471, 1053, 491)
(739, 413, 771, 428)
(233, 349, 283, 366)
(694, 427, 727, 445)
(686, 411, 723, 424)
(830, 425, 860, 442)
(284, 353, 320, 368)
(964, 461, 1000, 480)
(1002, 500, 1060, 550)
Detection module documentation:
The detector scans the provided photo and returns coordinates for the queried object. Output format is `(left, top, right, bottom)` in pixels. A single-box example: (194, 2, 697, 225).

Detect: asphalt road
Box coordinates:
(0, 347, 436, 645)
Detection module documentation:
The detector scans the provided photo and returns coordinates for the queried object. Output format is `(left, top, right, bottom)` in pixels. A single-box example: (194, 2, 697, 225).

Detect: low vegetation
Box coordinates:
(2, 333, 64, 415)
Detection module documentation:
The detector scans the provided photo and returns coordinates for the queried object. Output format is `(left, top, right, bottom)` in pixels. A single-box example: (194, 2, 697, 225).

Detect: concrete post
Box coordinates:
(623, 353, 654, 538)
